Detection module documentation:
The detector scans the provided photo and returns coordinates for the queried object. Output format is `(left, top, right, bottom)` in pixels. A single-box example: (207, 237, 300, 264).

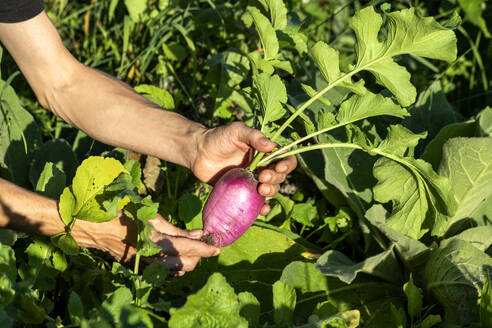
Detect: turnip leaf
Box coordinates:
(169, 273, 248, 328)
(438, 138, 492, 233)
(316, 246, 402, 284)
(350, 7, 457, 106)
(424, 239, 492, 325)
(273, 280, 296, 326)
(243, 7, 279, 60)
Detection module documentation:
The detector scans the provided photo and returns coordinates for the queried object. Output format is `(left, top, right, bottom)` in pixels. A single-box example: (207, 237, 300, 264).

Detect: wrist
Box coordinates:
(185, 122, 207, 170)
(71, 214, 137, 262)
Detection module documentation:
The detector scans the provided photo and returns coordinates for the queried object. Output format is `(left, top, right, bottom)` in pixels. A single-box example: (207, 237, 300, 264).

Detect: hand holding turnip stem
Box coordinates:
(190, 122, 297, 247)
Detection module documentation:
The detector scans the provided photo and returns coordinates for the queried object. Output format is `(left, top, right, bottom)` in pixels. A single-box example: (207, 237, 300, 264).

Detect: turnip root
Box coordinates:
(202, 168, 265, 247)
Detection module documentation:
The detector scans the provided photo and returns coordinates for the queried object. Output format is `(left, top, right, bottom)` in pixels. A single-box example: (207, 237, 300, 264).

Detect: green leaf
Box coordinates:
(0, 76, 42, 187)
(438, 138, 492, 233)
(259, 0, 287, 29)
(143, 262, 169, 287)
(373, 147, 456, 239)
(0, 244, 15, 306)
(0, 229, 17, 247)
(422, 121, 477, 169)
(35, 162, 66, 199)
(18, 295, 46, 325)
(135, 84, 175, 110)
(59, 187, 76, 226)
(365, 205, 430, 270)
(457, 0, 491, 38)
(254, 73, 287, 132)
(238, 292, 260, 328)
(169, 273, 248, 328)
(377, 125, 426, 157)
(245, 7, 279, 60)
(336, 93, 408, 125)
(291, 202, 317, 227)
(281, 261, 328, 293)
(281, 261, 402, 327)
(477, 107, 492, 136)
(29, 139, 77, 186)
(403, 274, 423, 320)
(311, 41, 366, 95)
(316, 246, 402, 284)
(101, 287, 133, 324)
(51, 249, 68, 272)
(350, 7, 457, 106)
(68, 291, 84, 320)
(56, 233, 79, 256)
(420, 314, 441, 328)
(390, 304, 407, 328)
(124, 0, 148, 21)
(403, 81, 461, 154)
(445, 226, 492, 252)
(178, 193, 202, 227)
(273, 280, 296, 326)
(481, 274, 492, 328)
(424, 239, 492, 324)
(69, 156, 126, 222)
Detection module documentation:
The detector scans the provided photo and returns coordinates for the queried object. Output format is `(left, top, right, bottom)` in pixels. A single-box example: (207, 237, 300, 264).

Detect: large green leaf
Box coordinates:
(349, 7, 457, 106)
(336, 93, 408, 125)
(423, 239, 492, 325)
(365, 205, 430, 270)
(0, 78, 42, 187)
(59, 157, 127, 224)
(169, 273, 248, 328)
(280, 261, 404, 327)
(438, 138, 492, 233)
(316, 246, 402, 284)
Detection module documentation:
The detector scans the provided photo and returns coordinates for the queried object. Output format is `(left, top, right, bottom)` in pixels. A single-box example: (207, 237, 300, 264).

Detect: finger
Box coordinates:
(258, 183, 280, 197)
(231, 122, 276, 153)
(153, 235, 221, 257)
(275, 155, 297, 174)
(149, 216, 203, 239)
(157, 256, 200, 272)
(260, 204, 271, 216)
(258, 168, 286, 185)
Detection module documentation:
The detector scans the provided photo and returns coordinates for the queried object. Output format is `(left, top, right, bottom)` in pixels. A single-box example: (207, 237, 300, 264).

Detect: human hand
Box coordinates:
(190, 122, 297, 215)
(73, 213, 220, 276)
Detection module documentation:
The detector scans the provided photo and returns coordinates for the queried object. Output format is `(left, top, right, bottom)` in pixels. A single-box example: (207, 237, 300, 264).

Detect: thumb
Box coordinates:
(233, 122, 276, 153)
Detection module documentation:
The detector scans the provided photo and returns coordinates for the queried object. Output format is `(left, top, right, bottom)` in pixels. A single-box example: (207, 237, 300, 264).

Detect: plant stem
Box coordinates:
(249, 55, 389, 170)
(258, 142, 363, 166)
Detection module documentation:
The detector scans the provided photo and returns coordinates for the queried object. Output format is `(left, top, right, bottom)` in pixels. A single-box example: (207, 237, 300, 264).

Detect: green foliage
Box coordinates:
(168, 273, 248, 328)
(2, 0, 491, 326)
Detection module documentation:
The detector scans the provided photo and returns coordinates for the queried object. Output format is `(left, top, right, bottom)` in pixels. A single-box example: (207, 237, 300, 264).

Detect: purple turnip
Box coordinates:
(202, 168, 265, 247)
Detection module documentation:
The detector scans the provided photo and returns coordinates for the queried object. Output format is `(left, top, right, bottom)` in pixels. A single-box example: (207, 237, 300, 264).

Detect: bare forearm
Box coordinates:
(0, 178, 132, 259)
(0, 12, 205, 169)
(0, 178, 65, 236)
(47, 66, 206, 168)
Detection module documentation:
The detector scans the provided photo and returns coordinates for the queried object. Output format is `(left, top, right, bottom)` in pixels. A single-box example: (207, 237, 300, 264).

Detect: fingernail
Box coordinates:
(263, 185, 271, 194)
(278, 165, 287, 173)
(190, 230, 202, 238)
(260, 138, 270, 145)
(261, 173, 271, 182)
(214, 249, 221, 256)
